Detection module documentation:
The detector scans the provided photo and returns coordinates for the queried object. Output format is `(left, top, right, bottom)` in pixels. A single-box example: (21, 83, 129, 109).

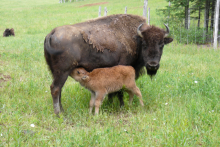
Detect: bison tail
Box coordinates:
(44, 35, 63, 55)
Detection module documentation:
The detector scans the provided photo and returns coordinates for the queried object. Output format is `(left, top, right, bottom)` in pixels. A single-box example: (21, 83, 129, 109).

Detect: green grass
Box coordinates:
(1, 0, 220, 146)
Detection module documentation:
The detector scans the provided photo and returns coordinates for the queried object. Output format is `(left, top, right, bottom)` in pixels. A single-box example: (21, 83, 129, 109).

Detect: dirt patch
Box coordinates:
(79, 2, 108, 8)
(0, 73, 11, 88)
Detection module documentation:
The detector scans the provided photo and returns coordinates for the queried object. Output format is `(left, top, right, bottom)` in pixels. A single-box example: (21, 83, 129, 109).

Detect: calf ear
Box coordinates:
(164, 38, 173, 45)
(82, 75, 89, 80)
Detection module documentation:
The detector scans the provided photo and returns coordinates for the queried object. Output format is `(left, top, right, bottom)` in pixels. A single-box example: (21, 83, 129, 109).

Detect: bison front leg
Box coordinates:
(50, 71, 69, 115)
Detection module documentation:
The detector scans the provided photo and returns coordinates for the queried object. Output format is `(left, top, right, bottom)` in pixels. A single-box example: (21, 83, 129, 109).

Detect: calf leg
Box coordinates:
(127, 86, 144, 106)
(125, 90, 134, 105)
(94, 92, 106, 115)
(50, 71, 69, 115)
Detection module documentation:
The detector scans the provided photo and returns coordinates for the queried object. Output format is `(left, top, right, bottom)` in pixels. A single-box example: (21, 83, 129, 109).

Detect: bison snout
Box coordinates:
(146, 62, 160, 71)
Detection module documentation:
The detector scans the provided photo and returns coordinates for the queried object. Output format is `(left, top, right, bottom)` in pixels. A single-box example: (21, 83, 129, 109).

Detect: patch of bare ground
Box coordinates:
(79, 2, 108, 8)
(0, 73, 11, 88)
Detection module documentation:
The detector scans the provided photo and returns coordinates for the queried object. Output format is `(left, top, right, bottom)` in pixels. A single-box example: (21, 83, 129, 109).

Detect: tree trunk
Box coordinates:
(185, 0, 189, 29)
(198, 7, 201, 28)
(213, 0, 220, 49)
(219, 6, 220, 30)
(210, 0, 216, 30)
(204, 0, 210, 32)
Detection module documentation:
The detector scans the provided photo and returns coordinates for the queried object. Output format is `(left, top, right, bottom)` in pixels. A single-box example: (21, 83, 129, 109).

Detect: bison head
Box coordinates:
(137, 23, 173, 77)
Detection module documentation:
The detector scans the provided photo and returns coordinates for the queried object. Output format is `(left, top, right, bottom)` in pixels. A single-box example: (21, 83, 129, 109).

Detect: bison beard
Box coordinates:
(44, 14, 173, 115)
(147, 69, 157, 77)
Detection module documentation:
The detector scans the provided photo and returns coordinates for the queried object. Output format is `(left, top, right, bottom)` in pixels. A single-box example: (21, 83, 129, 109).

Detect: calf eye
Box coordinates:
(77, 71, 80, 74)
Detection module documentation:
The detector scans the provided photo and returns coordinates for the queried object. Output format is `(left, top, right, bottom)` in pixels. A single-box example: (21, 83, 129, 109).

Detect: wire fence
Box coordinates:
(167, 18, 220, 46)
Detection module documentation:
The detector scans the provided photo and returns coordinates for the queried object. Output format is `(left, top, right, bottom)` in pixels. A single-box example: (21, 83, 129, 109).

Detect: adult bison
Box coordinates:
(44, 14, 173, 115)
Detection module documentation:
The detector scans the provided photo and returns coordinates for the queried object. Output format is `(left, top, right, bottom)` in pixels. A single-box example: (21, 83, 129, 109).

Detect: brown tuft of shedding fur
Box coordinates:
(3, 28, 15, 37)
(70, 65, 144, 115)
(142, 25, 166, 46)
(74, 14, 146, 54)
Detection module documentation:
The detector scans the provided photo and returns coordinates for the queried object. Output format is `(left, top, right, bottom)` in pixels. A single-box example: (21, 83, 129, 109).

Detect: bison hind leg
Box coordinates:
(108, 91, 124, 107)
(50, 70, 70, 115)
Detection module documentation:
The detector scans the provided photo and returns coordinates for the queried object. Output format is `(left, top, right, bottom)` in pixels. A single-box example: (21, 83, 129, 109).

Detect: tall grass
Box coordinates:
(0, 0, 220, 146)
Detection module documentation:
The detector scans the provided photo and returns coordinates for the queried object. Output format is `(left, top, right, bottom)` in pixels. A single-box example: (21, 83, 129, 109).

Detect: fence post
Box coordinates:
(104, 7, 107, 16)
(148, 8, 150, 25)
(98, 6, 101, 17)
(213, 0, 220, 50)
(125, 6, 127, 14)
(143, 0, 148, 17)
(168, 1, 171, 26)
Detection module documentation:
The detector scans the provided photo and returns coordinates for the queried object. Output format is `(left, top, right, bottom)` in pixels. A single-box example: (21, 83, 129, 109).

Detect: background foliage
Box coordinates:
(159, 0, 218, 44)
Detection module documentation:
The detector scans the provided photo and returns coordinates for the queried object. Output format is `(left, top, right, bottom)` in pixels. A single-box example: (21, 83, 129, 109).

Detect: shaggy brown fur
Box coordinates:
(141, 25, 167, 46)
(3, 28, 15, 37)
(74, 14, 146, 54)
(70, 65, 144, 115)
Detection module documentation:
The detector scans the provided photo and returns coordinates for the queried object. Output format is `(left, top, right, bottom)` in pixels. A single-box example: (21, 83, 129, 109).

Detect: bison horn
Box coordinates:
(164, 23, 170, 37)
(137, 23, 144, 38)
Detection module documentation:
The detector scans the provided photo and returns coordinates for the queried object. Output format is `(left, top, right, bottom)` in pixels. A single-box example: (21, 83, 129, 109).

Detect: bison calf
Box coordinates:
(70, 65, 144, 115)
(3, 28, 15, 37)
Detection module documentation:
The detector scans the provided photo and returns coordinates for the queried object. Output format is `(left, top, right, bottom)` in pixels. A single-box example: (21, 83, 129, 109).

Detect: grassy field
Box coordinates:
(1, 0, 220, 146)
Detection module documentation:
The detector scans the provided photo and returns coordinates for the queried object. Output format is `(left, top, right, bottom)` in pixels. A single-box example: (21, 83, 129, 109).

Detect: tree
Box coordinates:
(214, 0, 220, 49)
(210, 0, 216, 30)
(185, 0, 190, 29)
(204, 0, 210, 32)
(160, 0, 195, 29)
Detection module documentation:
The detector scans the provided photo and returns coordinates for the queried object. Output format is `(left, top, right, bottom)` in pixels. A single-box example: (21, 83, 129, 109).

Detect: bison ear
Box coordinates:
(164, 38, 173, 45)
(82, 75, 89, 80)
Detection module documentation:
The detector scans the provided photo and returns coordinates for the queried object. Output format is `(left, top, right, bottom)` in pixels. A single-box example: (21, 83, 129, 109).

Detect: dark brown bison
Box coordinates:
(44, 14, 173, 115)
(3, 28, 15, 37)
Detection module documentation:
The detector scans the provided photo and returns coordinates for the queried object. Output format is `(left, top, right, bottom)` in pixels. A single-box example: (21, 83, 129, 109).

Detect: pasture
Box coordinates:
(0, 0, 220, 146)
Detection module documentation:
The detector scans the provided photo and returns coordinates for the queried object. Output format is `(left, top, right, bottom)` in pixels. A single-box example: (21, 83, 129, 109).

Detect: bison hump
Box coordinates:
(78, 14, 146, 54)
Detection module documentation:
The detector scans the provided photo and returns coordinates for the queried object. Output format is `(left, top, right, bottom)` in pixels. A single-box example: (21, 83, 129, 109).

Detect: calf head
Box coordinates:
(137, 24, 173, 76)
(71, 68, 89, 82)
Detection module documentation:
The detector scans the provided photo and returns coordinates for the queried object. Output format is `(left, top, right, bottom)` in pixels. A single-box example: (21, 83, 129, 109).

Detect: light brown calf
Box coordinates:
(70, 65, 144, 115)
